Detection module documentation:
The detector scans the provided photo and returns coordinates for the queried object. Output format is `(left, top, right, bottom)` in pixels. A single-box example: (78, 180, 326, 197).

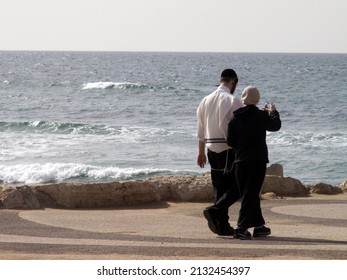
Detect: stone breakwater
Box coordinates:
(1, 168, 346, 209)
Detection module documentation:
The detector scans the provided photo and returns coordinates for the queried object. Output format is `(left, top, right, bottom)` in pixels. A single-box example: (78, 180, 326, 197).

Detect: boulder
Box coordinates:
(262, 175, 309, 197)
(148, 174, 213, 202)
(310, 183, 343, 195)
(0, 174, 339, 209)
(0, 185, 40, 209)
(339, 180, 347, 192)
(32, 176, 214, 208)
(0, 186, 25, 208)
(266, 163, 284, 177)
(17, 185, 41, 209)
(33, 181, 160, 208)
(261, 192, 281, 200)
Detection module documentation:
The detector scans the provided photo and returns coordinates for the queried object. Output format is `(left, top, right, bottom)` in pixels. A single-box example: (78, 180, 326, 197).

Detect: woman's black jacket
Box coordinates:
(227, 105, 281, 163)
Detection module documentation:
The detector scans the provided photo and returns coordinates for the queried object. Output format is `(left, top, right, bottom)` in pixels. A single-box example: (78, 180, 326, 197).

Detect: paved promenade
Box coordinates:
(0, 193, 346, 259)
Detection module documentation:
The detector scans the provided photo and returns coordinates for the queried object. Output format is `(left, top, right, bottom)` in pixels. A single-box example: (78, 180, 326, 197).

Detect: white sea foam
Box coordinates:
(82, 82, 148, 90)
(0, 163, 168, 184)
(267, 130, 347, 148)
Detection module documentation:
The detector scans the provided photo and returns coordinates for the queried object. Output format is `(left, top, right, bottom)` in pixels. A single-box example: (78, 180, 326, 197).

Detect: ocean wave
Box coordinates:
(82, 82, 152, 90)
(0, 121, 117, 135)
(0, 163, 171, 184)
(267, 130, 347, 148)
(81, 81, 201, 94)
(0, 121, 180, 144)
(48, 81, 71, 87)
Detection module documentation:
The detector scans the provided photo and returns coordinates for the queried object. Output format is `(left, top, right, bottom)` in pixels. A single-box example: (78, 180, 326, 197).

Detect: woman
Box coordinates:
(227, 86, 281, 239)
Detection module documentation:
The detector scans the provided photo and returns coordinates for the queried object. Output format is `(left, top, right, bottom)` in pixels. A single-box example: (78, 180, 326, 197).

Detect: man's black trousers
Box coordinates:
(207, 149, 240, 224)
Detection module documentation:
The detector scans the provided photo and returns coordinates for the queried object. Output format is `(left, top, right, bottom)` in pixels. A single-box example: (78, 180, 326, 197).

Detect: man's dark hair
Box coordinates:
(220, 68, 238, 84)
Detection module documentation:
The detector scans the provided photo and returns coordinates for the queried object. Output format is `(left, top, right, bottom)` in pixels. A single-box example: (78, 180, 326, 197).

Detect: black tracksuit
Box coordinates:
(227, 105, 281, 229)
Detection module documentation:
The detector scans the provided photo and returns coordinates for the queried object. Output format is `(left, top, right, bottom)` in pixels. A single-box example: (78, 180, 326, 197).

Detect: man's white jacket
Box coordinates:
(197, 85, 242, 153)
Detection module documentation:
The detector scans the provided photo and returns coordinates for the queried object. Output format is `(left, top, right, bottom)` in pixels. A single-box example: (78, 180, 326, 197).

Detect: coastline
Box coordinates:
(1, 172, 346, 209)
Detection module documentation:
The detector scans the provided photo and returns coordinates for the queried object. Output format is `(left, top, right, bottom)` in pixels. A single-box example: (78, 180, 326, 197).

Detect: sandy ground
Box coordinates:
(0, 193, 346, 260)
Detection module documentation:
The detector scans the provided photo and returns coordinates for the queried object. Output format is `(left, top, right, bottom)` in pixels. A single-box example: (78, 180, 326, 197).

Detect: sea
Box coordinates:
(0, 51, 346, 186)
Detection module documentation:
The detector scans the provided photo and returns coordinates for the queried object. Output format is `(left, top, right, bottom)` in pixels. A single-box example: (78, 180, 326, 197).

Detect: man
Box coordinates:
(196, 69, 242, 236)
(227, 86, 281, 239)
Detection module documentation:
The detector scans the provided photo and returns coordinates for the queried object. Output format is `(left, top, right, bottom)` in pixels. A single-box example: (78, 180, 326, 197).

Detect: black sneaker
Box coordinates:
(218, 224, 235, 236)
(203, 207, 221, 234)
(234, 228, 252, 240)
(253, 226, 271, 237)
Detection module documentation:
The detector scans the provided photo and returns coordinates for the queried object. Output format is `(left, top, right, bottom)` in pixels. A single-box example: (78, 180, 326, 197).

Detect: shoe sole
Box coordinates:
(234, 234, 252, 240)
(253, 231, 271, 238)
(218, 229, 235, 236)
(203, 209, 220, 234)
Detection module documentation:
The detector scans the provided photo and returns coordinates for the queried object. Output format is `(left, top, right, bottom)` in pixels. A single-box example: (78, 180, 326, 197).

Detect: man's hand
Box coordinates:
(197, 153, 207, 168)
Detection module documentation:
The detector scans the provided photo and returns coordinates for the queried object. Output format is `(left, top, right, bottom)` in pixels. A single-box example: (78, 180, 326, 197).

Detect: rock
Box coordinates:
(266, 163, 284, 177)
(33, 189, 60, 208)
(31, 175, 214, 208)
(0, 186, 25, 208)
(1, 174, 342, 209)
(310, 183, 343, 195)
(339, 180, 347, 192)
(121, 181, 160, 205)
(17, 185, 41, 209)
(262, 175, 309, 197)
(148, 175, 213, 202)
(261, 192, 281, 200)
(33, 181, 160, 208)
(0, 185, 40, 209)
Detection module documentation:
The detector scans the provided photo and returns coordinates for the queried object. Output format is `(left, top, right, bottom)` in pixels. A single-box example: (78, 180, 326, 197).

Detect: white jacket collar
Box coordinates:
(218, 85, 231, 93)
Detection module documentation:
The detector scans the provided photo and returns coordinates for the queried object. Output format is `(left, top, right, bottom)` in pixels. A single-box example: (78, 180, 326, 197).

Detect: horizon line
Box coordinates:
(0, 49, 346, 55)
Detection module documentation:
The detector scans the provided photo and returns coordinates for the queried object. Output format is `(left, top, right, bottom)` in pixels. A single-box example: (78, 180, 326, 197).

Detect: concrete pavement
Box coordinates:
(0, 193, 346, 259)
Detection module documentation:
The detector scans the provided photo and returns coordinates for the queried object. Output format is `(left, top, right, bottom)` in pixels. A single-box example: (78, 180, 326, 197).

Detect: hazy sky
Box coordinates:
(1, 0, 346, 53)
